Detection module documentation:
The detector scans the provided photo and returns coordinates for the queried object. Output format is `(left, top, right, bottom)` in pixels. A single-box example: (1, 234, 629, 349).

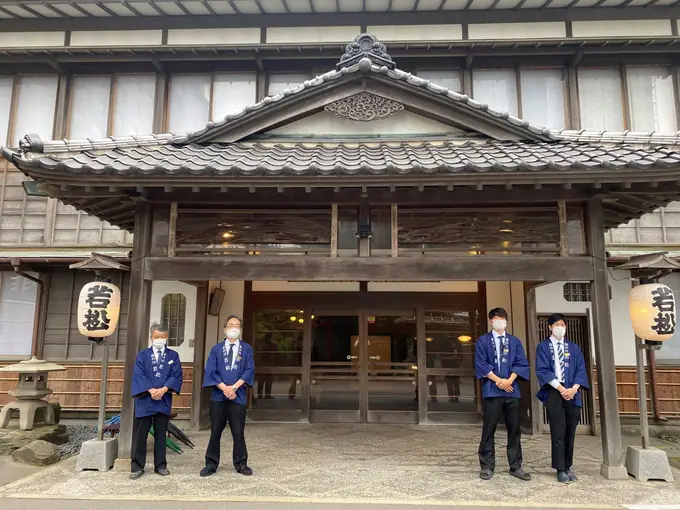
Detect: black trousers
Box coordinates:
(131, 412, 169, 472)
(204, 400, 248, 471)
(478, 396, 522, 472)
(545, 387, 580, 471)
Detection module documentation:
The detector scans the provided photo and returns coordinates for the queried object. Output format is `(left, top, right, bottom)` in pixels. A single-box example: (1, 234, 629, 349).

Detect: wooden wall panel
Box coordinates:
(0, 363, 194, 413)
(0, 158, 132, 248)
(42, 268, 130, 362)
(593, 367, 680, 417)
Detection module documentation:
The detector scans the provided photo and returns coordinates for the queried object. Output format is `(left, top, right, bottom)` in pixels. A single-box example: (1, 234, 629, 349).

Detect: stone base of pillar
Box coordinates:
(112, 458, 132, 472)
(75, 438, 118, 472)
(600, 463, 630, 480)
(625, 445, 675, 482)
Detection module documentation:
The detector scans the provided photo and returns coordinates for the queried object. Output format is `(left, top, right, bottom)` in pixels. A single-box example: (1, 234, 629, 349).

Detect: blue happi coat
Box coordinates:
(131, 347, 183, 418)
(203, 340, 255, 406)
(475, 331, 530, 399)
(536, 338, 590, 408)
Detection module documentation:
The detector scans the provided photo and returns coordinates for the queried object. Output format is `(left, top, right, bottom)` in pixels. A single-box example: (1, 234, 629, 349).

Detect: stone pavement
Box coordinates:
(0, 423, 679, 508)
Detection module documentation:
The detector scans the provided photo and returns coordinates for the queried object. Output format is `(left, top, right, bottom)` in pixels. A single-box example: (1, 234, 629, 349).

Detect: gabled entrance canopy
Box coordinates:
(3, 33, 680, 233)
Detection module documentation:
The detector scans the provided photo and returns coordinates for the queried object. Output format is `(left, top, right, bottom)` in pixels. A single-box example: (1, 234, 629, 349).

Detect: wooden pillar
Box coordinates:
(585, 198, 628, 479)
(190, 283, 208, 431)
(416, 306, 428, 424)
(525, 283, 543, 435)
(118, 202, 153, 462)
(301, 306, 312, 422)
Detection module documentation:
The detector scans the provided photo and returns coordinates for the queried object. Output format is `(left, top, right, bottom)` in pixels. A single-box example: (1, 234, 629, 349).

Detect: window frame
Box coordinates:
(66, 73, 158, 139)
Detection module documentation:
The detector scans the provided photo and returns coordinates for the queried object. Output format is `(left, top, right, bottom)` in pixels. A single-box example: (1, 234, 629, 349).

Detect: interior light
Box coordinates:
(502, 219, 513, 224)
(426, 337, 433, 342)
(290, 316, 297, 322)
(499, 229, 514, 233)
(458, 335, 472, 343)
(222, 232, 233, 239)
(298, 318, 304, 324)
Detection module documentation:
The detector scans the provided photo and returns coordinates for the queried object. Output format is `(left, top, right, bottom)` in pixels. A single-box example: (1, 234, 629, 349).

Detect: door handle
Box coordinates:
(369, 355, 381, 360)
(347, 355, 358, 360)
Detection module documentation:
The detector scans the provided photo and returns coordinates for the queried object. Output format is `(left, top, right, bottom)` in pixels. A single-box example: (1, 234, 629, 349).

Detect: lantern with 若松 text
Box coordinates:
(629, 283, 676, 342)
(77, 281, 121, 338)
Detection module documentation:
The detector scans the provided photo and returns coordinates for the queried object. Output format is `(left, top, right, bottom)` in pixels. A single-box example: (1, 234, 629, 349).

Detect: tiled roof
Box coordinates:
(9, 140, 680, 178)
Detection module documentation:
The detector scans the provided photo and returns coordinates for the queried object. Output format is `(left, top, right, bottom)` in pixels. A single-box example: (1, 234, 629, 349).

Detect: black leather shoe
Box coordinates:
(479, 469, 493, 480)
(567, 470, 578, 482)
(510, 468, 531, 481)
(557, 471, 570, 483)
(129, 471, 144, 480)
(155, 468, 170, 476)
(200, 468, 216, 477)
(236, 466, 253, 476)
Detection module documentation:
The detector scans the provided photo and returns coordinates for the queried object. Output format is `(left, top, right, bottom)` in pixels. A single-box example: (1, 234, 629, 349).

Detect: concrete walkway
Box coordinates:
(0, 424, 679, 508)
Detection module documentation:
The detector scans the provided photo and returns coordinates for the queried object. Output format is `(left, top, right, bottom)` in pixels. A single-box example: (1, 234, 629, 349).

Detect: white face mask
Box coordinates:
(152, 339, 167, 349)
(552, 326, 566, 340)
(226, 328, 241, 340)
(491, 319, 507, 332)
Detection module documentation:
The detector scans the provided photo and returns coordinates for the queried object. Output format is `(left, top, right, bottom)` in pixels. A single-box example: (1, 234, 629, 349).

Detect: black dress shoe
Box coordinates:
(557, 471, 570, 483)
(479, 469, 493, 480)
(510, 468, 531, 481)
(200, 468, 216, 477)
(236, 466, 253, 476)
(155, 468, 170, 476)
(129, 471, 144, 480)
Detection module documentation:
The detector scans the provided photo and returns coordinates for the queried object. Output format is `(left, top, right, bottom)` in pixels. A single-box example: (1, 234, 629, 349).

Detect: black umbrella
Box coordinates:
(167, 421, 194, 449)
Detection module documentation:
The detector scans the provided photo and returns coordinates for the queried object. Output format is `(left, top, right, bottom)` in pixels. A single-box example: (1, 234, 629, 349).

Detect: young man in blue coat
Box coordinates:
(475, 307, 531, 481)
(200, 314, 255, 477)
(536, 313, 590, 483)
(130, 323, 183, 479)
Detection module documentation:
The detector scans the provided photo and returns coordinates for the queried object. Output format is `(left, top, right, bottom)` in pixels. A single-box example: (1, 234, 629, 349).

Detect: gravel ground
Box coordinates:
(58, 425, 97, 459)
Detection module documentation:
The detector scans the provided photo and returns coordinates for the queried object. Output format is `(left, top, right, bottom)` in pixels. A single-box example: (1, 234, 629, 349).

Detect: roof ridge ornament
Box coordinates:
(337, 33, 395, 71)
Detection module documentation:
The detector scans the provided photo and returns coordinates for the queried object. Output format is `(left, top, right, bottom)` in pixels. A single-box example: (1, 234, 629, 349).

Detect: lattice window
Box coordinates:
(562, 283, 592, 302)
(161, 293, 186, 347)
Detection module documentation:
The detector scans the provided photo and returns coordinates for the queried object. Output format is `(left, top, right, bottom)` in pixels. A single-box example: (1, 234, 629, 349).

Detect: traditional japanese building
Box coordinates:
(1, 1, 680, 478)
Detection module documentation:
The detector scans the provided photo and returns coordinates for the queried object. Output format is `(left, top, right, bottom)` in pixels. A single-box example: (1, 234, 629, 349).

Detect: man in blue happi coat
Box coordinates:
(200, 314, 255, 477)
(130, 323, 183, 479)
(475, 307, 531, 481)
(536, 313, 590, 483)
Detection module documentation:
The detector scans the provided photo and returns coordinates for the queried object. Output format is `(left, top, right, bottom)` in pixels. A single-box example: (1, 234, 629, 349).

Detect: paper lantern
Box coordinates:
(77, 281, 121, 338)
(629, 283, 676, 341)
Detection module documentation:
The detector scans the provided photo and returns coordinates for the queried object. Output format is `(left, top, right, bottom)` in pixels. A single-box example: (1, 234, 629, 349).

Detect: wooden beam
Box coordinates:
(144, 255, 595, 282)
(190, 283, 208, 431)
(330, 204, 338, 258)
(168, 202, 178, 257)
(118, 202, 153, 462)
(524, 282, 544, 436)
(558, 200, 569, 257)
(585, 198, 628, 480)
(391, 204, 398, 258)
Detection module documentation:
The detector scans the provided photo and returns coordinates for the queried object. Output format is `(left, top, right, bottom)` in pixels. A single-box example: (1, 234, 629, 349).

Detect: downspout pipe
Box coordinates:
(11, 258, 44, 358)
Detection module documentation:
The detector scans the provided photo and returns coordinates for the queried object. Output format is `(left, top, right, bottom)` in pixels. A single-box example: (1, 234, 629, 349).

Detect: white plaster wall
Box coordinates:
(535, 270, 635, 366)
(0, 32, 65, 48)
(167, 28, 260, 46)
(206, 281, 246, 363)
(266, 110, 462, 137)
(70, 30, 162, 47)
(149, 281, 197, 364)
(367, 281, 478, 292)
(571, 20, 672, 38)
(468, 22, 566, 40)
(267, 26, 360, 44)
(367, 24, 463, 42)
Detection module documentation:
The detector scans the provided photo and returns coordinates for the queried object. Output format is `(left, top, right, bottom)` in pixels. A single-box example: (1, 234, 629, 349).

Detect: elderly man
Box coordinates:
(200, 315, 255, 477)
(130, 323, 183, 479)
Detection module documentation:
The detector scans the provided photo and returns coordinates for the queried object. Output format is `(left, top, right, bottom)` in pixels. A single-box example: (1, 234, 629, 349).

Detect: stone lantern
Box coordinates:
(0, 357, 66, 430)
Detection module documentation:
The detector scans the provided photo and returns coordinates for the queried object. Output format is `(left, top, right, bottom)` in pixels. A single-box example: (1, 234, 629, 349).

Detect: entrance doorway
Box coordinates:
(310, 311, 418, 423)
